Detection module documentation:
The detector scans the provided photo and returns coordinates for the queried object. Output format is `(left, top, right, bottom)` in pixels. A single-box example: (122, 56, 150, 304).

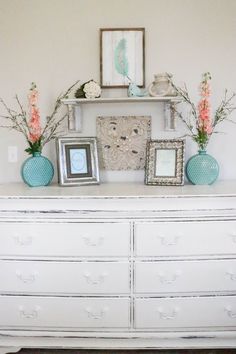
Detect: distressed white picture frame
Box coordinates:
(100, 28, 145, 88)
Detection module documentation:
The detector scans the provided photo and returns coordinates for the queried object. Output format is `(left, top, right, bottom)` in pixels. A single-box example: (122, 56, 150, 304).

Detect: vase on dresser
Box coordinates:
(186, 149, 219, 185)
(21, 151, 54, 187)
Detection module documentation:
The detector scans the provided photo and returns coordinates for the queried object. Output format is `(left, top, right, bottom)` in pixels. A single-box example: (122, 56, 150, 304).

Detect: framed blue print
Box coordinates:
(66, 146, 90, 178)
(57, 137, 100, 186)
(69, 148, 88, 175)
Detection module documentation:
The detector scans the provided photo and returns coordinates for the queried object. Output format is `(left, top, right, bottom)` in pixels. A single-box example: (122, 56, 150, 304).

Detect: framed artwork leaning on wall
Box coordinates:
(145, 139, 185, 186)
(100, 27, 145, 88)
(57, 137, 100, 186)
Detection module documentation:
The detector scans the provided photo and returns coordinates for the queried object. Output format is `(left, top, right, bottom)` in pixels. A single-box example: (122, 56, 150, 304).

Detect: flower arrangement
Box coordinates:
(169, 72, 236, 150)
(75, 79, 101, 99)
(0, 81, 78, 155)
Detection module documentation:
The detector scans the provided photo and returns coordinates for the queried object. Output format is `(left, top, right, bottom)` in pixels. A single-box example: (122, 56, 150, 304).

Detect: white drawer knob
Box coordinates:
(226, 271, 236, 281)
(229, 234, 236, 243)
(19, 306, 40, 319)
(157, 306, 179, 320)
(157, 235, 180, 246)
(14, 235, 33, 246)
(85, 306, 109, 320)
(158, 270, 181, 284)
(16, 271, 37, 283)
(83, 236, 104, 247)
(83, 272, 108, 285)
(225, 306, 236, 318)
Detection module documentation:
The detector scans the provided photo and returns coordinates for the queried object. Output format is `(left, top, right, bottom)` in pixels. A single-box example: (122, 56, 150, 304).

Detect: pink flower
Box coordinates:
(28, 132, 41, 143)
(200, 82, 211, 97)
(204, 123, 213, 134)
(28, 84, 41, 143)
(198, 74, 212, 136)
(28, 91, 38, 106)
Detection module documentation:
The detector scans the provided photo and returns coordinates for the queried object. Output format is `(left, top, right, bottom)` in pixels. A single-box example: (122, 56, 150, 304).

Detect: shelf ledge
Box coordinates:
(62, 96, 180, 132)
(62, 96, 180, 105)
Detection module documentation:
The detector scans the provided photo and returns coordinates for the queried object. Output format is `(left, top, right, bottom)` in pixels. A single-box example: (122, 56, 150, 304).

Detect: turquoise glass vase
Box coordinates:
(21, 152, 54, 187)
(186, 150, 219, 185)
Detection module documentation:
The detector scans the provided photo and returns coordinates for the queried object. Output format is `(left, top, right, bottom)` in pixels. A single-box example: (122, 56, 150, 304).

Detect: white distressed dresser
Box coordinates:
(0, 181, 236, 353)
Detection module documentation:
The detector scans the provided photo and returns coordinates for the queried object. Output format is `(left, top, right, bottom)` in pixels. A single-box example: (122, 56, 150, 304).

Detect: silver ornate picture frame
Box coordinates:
(145, 139, 185, 186)
(57, 137, 100, 186)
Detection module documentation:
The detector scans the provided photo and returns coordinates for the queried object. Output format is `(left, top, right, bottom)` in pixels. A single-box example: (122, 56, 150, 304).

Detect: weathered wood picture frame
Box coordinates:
(100, 28, 145, 88)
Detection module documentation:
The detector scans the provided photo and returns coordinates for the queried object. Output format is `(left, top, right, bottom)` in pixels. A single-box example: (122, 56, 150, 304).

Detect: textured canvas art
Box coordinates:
(96, 116, 151, 170)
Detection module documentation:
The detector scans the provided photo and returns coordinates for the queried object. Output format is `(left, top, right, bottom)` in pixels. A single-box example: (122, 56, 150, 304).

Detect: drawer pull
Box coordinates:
(85, 306, 108, 320)
(225, 306, 236, 318)
(16, 271, 37, 283)
(14, 235, 33, 246)
(83, 272, 108, 285)
(83, 236, 104, 247)
(229, 234, 236, 243)
(158, 270, 181, 284)
(226, 271, 236, 281)
(157, 306, 179, 320)
(19, 306, 40, 319)
(157, 235, 180, 246)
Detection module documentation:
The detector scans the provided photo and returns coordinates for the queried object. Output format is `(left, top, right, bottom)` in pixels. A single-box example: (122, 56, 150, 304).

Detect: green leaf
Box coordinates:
(25, 139, 42, 155)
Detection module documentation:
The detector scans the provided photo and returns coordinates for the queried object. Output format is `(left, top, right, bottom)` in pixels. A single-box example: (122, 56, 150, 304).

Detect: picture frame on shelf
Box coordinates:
(57, 137, 100, 186)
(100, 27, 145, 88)
(145, 139, 185, 186)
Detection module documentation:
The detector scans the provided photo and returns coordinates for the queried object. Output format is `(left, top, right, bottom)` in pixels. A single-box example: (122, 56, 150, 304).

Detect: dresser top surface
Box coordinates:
(0, 181, 236, 199)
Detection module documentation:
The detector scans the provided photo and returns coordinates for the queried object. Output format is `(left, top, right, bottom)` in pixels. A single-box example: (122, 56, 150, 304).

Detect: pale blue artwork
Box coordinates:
(115, 38, 145, 93)
(114, 38, 130, 80)
(155, 149, 176, 177)
(101, 29, 144, 87)
(70, 148, 88, 174)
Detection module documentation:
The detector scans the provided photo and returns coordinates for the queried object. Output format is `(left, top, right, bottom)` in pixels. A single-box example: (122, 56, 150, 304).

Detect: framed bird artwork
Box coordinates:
(100, 28, 145, 88)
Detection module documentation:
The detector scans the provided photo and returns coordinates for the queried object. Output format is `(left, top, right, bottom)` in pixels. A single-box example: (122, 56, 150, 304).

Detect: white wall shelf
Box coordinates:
(62, 96, 180, 104)
(62, 96, 180, 132)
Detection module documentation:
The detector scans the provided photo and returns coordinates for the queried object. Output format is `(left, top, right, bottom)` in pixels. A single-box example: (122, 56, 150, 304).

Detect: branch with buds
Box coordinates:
(168, 73, 236, 150)
(0, 81, 79, 155)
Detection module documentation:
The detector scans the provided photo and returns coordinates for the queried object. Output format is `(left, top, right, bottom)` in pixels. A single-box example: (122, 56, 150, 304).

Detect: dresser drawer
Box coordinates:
(135, 221, 236, 257)
(135, 296, 236, 329)
(0, 296, 130, 329)
(0, 260, 130, 295)
(0, 222, 130, 257)
(135, 260, 236, 294)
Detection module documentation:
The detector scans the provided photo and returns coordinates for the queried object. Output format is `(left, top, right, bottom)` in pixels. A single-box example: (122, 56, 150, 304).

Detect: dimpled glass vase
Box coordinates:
(186, 150, 219, 185)
(21, 152, 54, 187)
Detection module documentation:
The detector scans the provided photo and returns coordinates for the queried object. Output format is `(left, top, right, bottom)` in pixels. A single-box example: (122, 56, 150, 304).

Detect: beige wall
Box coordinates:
(0, 0, 236, 183)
